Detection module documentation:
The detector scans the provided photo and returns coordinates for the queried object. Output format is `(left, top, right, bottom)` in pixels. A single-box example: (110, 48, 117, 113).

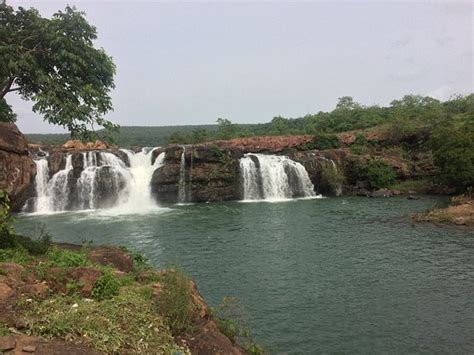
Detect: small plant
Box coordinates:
(157, 269, 194, 335)
(0, 247, 30, 264)
(0, 191, 15, 246)
(214, 297, 264, 353)
(92, 272, 120, 300)
(46, 247, 90, 268)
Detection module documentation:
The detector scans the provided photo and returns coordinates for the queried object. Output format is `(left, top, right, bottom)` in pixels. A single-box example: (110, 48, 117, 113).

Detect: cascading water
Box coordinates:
(115, 148, 165, 213)
(29, 149, 165, 214)
(178, 146, 187, 204)
(239, 154, 317, 201)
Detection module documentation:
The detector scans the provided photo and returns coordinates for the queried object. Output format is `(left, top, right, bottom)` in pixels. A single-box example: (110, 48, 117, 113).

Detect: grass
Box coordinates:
(0, 247, 31, 264)
(157, 269, 195, 336)
(23, 287, 186, 354)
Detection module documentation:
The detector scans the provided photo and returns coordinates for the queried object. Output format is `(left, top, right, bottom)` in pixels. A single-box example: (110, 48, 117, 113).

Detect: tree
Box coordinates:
(216, 118, 237, 140)
(270, 116, 289, 135)
(430, 122, 474, 191)
(0, 4, 117, 139)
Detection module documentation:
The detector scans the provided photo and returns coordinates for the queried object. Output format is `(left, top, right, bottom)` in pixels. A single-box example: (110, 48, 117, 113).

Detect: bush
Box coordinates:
(319, 163, 345, 195)
(214, 297, 264, 354)
(430, 123, 474, 191)
(365, 160, 396, 189)
(157, 269, 194, 335)
(301, 133, 340, 150)
(92, 272, 121, 300)
(345, 159, 396, 189)
(46, 247, 90, 268)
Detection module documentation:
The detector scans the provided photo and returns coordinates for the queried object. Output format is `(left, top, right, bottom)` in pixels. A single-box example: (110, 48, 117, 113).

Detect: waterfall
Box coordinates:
(115, 148, 165, 214)
(33, 158, 50, 212)
(29, 149, 164, 214)
(178, 147, 187, 204)
(239, 154, 317, 201)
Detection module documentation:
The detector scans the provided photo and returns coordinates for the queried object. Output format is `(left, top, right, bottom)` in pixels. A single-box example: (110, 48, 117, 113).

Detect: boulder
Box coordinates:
(0, 123, 36, 211)
(87, 246, 134, 273)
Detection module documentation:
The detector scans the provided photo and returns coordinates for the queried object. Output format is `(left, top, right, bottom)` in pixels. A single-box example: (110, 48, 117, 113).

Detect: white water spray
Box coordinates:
(240, 154, 317, 201)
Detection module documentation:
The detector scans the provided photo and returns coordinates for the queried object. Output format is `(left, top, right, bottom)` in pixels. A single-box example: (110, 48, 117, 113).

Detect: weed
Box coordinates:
(92, 272, 120, 300)
(157, 269, 194, 335)
(46, 247, 90, 268)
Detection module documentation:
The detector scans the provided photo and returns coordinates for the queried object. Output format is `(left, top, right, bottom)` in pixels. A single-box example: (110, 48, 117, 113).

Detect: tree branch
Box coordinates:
(0, 78, 15, 99)
(6, 87, 21, 93)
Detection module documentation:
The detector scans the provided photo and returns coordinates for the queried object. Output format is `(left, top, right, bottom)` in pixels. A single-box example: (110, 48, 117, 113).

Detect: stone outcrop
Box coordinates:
(0, 123, 36, 211)
(151, 145, 244, 204)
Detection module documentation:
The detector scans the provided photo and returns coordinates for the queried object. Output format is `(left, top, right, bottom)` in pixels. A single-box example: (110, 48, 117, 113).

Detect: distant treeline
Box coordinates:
(26, 94, 473, 148)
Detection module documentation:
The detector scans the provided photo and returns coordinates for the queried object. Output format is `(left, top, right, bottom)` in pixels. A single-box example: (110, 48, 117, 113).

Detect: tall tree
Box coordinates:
(0, 4, 117, 139)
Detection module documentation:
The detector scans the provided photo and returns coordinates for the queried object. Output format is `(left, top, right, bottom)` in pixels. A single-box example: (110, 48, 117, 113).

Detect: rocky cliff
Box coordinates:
(0, 123, 36, 211)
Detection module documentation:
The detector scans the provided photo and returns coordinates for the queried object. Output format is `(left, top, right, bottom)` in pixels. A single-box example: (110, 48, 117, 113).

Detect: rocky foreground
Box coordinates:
(0, 243, 250, 354)
(414, 194, 474, 227)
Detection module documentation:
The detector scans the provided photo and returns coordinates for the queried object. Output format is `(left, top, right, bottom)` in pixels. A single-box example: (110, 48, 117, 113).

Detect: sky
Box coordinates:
(6, 0, 473, 133)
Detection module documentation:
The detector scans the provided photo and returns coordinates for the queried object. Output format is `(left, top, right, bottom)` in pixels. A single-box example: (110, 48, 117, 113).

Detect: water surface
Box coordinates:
(16, 197, 474, 354)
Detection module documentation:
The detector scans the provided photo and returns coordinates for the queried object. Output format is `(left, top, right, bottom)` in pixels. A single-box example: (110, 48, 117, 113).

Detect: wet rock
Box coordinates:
(87, 246, 133, 273)
(407, 195, 419, 200)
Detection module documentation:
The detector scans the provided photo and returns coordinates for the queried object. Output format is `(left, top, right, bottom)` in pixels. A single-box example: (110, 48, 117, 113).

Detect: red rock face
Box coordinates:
(209, 135, 314, 153)
(0, 123, 36, 211)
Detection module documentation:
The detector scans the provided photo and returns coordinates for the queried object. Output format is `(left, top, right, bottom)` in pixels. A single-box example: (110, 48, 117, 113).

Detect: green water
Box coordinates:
(16, 197, 474, 354)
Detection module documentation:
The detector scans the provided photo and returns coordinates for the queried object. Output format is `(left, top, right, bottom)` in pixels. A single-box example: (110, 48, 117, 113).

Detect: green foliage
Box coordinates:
(345, 159, 396, 189)
(430, 121, 474, 191)
(389, 179, 431, 194)
(319, 163, 345, 195)
(157, 269, 194, 335)
(0, 98, 16, 122)
(0, 3, 117, 140)
(46, 247, 90, 268)
(302, 133, 341, 150)
(216, 117, 238, 140)
(0, 191, 14, 242)
(0, 247, 31, 264)
(365, 160, 396, 189)
(24, 288, 183, 353)
(214, 297, 264, 354)
(92, 271, 120, 300)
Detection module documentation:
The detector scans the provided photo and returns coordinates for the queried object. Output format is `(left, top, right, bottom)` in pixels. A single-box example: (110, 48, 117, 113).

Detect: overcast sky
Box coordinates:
(6, 0, 473, 133)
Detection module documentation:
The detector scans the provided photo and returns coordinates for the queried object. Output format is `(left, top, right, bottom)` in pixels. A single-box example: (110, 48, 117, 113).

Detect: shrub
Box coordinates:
(214, 297, 264, 354)
(301, 133, 340, 150)
(365, 160, 396, 189)
(157, 269, 194, 335)
(46, 247, 90, 268)
(319, 163, 345, 195)
(0, 191, 14, 246)
(92, 272, 120, 300)
(345, 159, 396, 189)
(430, 123, 474, 191)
